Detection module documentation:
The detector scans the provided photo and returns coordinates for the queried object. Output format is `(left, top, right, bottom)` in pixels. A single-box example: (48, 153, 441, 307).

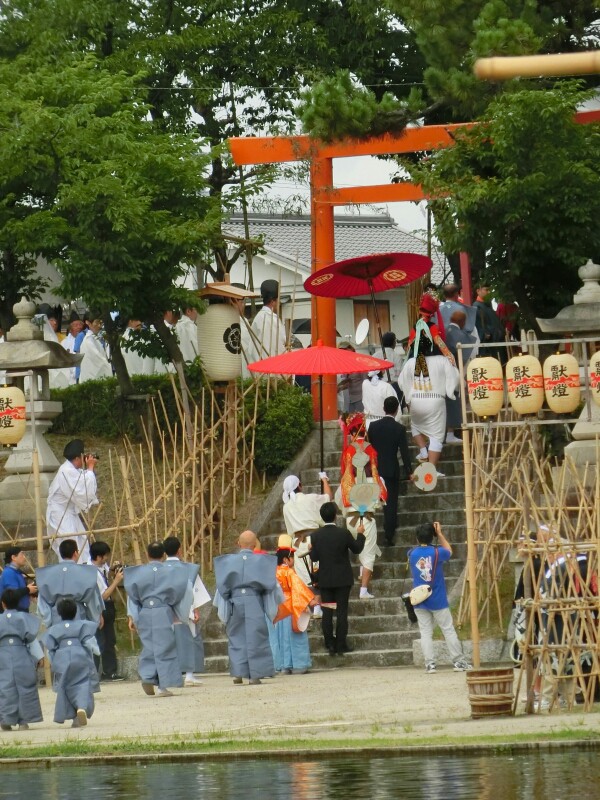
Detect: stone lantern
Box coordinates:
(537, 259, 600, 466)
(0, 297, 82, 524)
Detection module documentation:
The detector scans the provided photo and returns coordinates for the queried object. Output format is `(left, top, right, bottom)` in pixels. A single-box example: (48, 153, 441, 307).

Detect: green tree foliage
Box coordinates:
(0, 0, 422, 281)
(301, 3, 600, 136)
(391, 0, 600, 120)
(409, 84, 600, 329)
(0, 51, 213, 392)
(300, 70, 427, 142)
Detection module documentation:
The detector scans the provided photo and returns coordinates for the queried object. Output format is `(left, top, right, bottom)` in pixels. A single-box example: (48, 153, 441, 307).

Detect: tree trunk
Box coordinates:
(153, 315, 194, 445)
(102, 312, 135, 396)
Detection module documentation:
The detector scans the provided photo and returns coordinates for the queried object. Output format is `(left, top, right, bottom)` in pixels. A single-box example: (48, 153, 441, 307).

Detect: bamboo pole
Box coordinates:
(462, 425, 480, 666)
(119, 455, 142, 564)
(32, 449, 45, 569)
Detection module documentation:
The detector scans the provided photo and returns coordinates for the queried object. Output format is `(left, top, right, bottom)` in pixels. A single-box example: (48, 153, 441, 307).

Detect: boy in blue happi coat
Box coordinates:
(43, 597, 99, 728)
(0, 589, 44, 731)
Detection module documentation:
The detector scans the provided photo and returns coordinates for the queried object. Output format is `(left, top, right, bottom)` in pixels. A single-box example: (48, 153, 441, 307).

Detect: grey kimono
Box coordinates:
(124, 562, 192, 689)
(164, 559, 205, 674)
(36, 563, 103, 626)
(42, 619, 99, 723)
(213, 550, 282, 680)
(0, 610, 44, 726)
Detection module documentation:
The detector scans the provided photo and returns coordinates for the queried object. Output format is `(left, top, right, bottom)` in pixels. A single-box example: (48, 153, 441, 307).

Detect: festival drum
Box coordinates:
(196, 304, 242, 381)
(505, 355, 544, 415)
(466, 357, 504, 417)
(543, 353, 580, 414)
(0, 384, 27, 446)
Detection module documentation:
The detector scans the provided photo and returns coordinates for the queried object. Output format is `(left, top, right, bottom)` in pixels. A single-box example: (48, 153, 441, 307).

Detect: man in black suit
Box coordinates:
(367, 396, 413, 547)
(310, 502, 365, 656)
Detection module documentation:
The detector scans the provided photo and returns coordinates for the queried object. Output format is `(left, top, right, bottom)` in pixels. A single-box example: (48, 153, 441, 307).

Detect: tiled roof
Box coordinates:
(223, 212, 449, 285)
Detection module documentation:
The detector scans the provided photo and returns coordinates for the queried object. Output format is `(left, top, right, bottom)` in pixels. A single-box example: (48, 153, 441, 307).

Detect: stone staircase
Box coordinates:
(201, 437, 467, 672)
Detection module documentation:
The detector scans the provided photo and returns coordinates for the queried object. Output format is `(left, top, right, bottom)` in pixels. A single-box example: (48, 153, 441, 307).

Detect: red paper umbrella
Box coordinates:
(248, 340, 392, 377)
(249, 340, 393, 471)
(304, 252, 432, 298)
(304, 252, 432, 376)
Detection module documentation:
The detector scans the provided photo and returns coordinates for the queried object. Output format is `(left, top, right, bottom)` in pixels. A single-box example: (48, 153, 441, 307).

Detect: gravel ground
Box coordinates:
(1, 666, 599, 751)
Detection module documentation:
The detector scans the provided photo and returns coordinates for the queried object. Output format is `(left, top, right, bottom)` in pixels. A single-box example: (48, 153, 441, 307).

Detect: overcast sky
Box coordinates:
(267, 154, 429, 237)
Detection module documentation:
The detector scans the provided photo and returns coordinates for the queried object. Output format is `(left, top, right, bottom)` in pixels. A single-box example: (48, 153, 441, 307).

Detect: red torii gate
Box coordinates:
(229, 109, 599, 421)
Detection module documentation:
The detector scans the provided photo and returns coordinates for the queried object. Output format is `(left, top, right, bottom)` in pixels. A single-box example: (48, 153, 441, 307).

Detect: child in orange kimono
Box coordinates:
(268, 536, 315, 674)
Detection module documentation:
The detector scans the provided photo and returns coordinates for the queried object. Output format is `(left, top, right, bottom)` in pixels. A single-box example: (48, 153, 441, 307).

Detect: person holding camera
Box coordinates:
(409, 521, 471, 673)
(89, 541, 124, 682)
(46, 439, 99, 564)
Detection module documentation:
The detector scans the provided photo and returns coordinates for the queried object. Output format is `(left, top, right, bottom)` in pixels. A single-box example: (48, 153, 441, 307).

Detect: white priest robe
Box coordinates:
(46, 461, 99, 563)
(250, 305, 286, 362)
(175, 315, 199, 363)
(79, 332, 112, 383)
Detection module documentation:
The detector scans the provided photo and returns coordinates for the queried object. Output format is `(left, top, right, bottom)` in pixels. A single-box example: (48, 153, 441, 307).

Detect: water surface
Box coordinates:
(0, 751, 585, 799)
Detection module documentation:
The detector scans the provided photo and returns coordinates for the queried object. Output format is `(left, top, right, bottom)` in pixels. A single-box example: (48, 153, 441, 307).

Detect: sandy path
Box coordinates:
(2, 666, 599, 751)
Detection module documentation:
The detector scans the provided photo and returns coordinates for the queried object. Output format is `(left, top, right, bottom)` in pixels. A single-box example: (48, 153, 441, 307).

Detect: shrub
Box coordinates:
(51, 371, 314, 474)
(50, 363, 208, 438)
(253, 383, 313, 474)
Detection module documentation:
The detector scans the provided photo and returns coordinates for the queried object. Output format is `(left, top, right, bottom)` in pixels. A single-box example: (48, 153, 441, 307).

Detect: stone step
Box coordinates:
(202, 629, 419, 659)
(304, 461, 466, 480)
(266, 505, 466, 535)
(291, 485, 466, 512)
(203, 647, 415, 673)
(308, 447, 466, 469)
(204, 611, 413, 640)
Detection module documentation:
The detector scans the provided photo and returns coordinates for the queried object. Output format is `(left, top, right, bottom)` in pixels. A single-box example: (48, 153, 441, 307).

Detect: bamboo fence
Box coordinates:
(456, 335, 600, 713)
(0, 377, 270, 577)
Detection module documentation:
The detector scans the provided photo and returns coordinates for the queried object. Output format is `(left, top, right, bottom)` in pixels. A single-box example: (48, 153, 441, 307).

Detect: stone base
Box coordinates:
(571, 402, 600, 442)
(0, 472, 54, 524)
(563, 439, 600, 466)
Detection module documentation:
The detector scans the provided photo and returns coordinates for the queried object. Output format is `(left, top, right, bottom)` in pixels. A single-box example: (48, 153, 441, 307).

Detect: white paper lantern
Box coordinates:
(505, 355, 544, 415)
(590, 351, 600, 408)
(0, 385, 27, 446)
(466, 357, 504, 417)
(543, 353, 580, 413)
(196, 304, 241, 382)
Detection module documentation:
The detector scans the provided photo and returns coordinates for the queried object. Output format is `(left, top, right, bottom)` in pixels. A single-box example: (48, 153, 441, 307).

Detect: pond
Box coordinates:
(0, 750, 589, 799)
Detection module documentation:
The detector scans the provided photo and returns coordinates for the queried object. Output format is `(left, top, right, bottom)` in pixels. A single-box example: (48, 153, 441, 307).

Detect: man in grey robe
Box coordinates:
(213, 530, 283, 685)
(163, 536, 211, 687)
(36, 539, 104, 627)
(124, 541, 192, 697)
(0, 589, 44, 731)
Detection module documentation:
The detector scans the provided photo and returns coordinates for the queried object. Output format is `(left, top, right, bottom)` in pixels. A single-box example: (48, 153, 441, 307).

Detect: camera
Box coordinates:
(86, 452, 100, 461)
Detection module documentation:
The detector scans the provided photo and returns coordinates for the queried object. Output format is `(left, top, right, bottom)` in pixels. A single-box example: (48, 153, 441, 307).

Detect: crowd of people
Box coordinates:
(0, 279, 516, 731)
(0, 500, 471, 732)
(26, 277, 290, 388)
(0, 408, 474, 732)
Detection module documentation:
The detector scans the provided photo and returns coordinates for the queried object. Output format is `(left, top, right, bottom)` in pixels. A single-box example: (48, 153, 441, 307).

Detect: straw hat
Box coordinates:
(276, 534, 295, 552)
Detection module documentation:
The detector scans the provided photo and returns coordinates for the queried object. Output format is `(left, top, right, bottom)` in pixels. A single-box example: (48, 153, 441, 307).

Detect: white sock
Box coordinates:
(185, 672, 194, 681)
(419, 447, 428, 459)
(360, 587, 369, 596)
(313, 604, 321, 613)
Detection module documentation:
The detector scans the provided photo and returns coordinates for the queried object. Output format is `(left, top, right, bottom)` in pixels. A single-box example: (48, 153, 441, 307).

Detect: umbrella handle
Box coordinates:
(369, 280, 392, 382)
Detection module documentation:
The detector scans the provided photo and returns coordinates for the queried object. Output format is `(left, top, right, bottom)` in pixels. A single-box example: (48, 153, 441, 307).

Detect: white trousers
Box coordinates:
(414, 606, 463, 665)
